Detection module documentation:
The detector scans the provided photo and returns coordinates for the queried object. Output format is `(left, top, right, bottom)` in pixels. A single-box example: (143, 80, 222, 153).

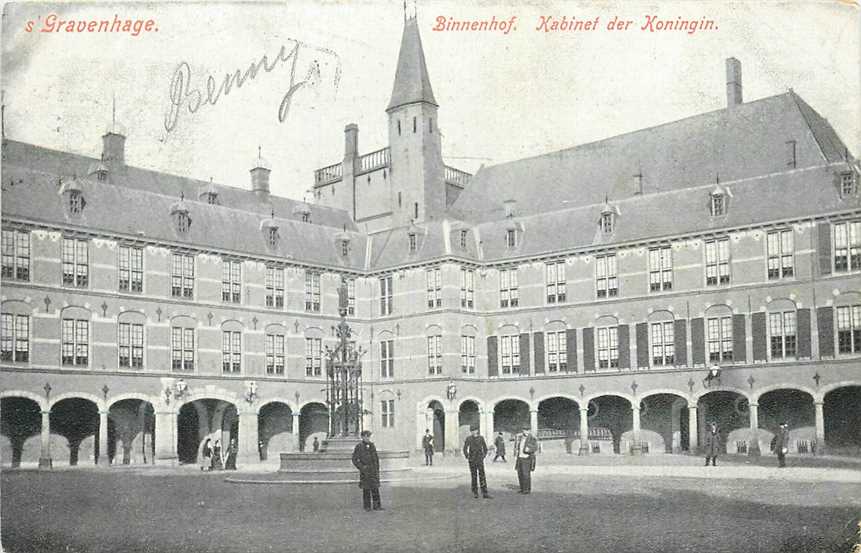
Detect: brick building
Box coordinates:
(2, 17, 860, 467)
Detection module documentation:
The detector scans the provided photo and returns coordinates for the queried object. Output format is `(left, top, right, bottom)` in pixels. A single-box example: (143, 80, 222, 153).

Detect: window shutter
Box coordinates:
(617, 324, 630, 369)
(582, 327, 595, 372)
(797, 308, 811, 359)
(752, 312, 767, 362)
(817, 222, 832, 276)
(733, 314, 747, 363)
(674, 319, 688, 366)
(691, 318, 705, 366)
(636, 322, 649, 369)
(519, 333, 531, 375)
(533, 332, 545, 374)
(487, 336, 498, 376)
(817, 307, 834, 358)
(566, 328, 578, 373)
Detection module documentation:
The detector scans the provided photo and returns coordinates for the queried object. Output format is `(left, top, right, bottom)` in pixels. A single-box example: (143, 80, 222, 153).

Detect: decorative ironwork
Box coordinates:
(101, 385, 109, 400)
(578, 384, 585, 397)
(630, 380, 638, 395)
(323, 276, 367, 437)
(687, 378, 696, 393)
(747, 375, 756, 389)
(100, 301, 108, 317)
(43, 382, 52, 398)
(813, 372, 821, 387)
(43, 296, 51, 313)
(155, 307, 162, 322)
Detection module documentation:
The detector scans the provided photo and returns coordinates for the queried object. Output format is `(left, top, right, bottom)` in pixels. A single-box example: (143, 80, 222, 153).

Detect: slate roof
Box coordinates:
(450, 91, 854, 223)
(387, 16, 437, 111)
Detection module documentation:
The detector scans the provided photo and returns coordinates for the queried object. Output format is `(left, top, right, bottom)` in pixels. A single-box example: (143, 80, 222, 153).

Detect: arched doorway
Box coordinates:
(639, 393, 689, 453)
(108, 399, 155, 465)
(1, 396, 42, 467)
(177, 399, 238, 464)
(824, 386, 861, 454)
(299, 402, 328, 452)
(258, 402, 293, 459)
(493, 399, 529, 438)
(697, 390, 749, 455)
(537, 397, 580, 453)
(758, 389, 815, 454)
(428, 400, 445, 452)
(457, 400, 481, 449)
(588, 395, 633, 454)
(50, 397, 100, 466)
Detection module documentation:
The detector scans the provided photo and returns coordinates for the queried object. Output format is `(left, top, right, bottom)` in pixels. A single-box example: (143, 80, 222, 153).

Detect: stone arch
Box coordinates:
(765, 297, 797, 310)
(1, 299, 33, 314)
(696, 388, 751, 454)
(647, 309, 675, 322)
(752, 385, 815, 404)
(461, 323, 479, 334)
(639, 389, 690, 405)
(535, 393, 582, 409)
(0, 390, 47, 411)
(49, 392, 104, 411)
(638, 391, 690, 453)
(819, 380, 861, 402)
(176, 391, 239, 412)
(582, 391, 635, 407)
(108, 392, 157, 410)
(107, 397, 155, 465)
(59, 305, 93, 318)
(298, 401, 328, 452)
(492, 397, 530, 437)
(1, 394, 44, 466)
(583, 393, 634, 454)
(536, 395, 581, 453)
(822, 384, 861, 451)
(455, 396, 485, 412)
(49, 395, 101, 465)
(256, 398, 298, 415)
(543, 318, 568, 330)
(488, 395, 530, 411)
(834, 290, 861, 307)
(691, 386, 750, 403)
(258, 400, 295, 458)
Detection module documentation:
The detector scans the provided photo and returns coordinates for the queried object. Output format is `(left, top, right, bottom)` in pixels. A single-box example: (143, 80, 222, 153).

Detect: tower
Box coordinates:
(386, 15, 446, 225)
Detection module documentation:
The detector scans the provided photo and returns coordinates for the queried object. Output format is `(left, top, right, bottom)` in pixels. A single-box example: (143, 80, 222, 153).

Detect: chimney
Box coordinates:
(344, 123, 359, 160)
(633, 172, 643, 195)
(102, 130, 126, 167)
(503, 199, 517, 218)
(726, 57, 743, 108)
(250, 149, 271, 199)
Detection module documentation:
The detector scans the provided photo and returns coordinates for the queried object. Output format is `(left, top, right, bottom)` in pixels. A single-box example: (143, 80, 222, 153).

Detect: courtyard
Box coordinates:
(2, 456, 860, 553)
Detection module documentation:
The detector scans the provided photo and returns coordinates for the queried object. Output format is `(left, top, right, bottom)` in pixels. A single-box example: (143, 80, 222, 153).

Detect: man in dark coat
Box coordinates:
(771, 422, 790, 468)
(352, 430, 382, 511)
(493, 432, 507, 462)
(704, 421, 721, 466)
(463, 426, 491, 499)
(422, 429, 434, 466)
(513, 428, 539, 494)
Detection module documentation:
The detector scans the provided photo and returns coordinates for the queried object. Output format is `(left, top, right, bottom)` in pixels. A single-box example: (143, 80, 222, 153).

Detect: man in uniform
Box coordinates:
(493, 432, 507, 462)
(771, 421, 790, 468)
(513, 428, 538, 494)
(422, 429, 434, 466)
(704, 421, 721, 467)
(352, 430, 382, 511)
(463, 426, 491, 499)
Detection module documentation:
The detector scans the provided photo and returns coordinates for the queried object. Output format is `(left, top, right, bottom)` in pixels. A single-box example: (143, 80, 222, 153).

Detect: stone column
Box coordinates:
(814, 401, 826, 455)
(39, 410, 52, 469)
(688, 405, 699, 455)
(578, 407, 590, 455)
(445, 410, 459, 455)
(237, 411, 259, 465)
(530, 409, 539, 435)
(485, 409, 494, 438)
(479, 409, 487, 437)
(748, 403, 761, 456)
(154, 411, 178, 465)
(291, 413, 301, 452)
(630, 406, 642, 455)
(98, 410, 110, 466)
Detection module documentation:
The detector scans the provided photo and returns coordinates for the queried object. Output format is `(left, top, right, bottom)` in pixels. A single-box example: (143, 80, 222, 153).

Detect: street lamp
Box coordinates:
(704, 365, 721, 388)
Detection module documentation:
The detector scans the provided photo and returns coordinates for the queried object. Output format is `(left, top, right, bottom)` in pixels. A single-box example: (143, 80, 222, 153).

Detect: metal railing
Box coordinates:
(314, 162, 343, 186)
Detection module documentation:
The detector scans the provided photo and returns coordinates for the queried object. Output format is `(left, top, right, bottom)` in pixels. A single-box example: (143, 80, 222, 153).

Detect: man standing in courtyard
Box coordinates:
(422, 429, 434, 466)
(771, 421, 790, 468)
(493, 432, 507, 462)
(704, 421, 720, 466)
(513, 428, 538, 494)
(463, 426, 491, 499)
(352, 430, 382, 511)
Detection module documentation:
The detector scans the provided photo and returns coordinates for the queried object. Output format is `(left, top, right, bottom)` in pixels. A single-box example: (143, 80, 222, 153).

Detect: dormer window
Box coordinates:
(170, 196, 192, 234)
(841, 172, 857, 197)
(599, 197, 618, 234)
(460, 230, 468, 248)
(59, 178, 87, 216)
(176, 212, 191, 233)
(710, 194, 725, 216)
(302, 212, 310, 223)
(600, 212, 614, 233)
(260, 213, 279, 248)
(341, 240, 349, 257)
(505, 228, 517, 248)
(408, 233, 417, 252)
(69, 191, 85, 214)
(267, 227, 279, 247)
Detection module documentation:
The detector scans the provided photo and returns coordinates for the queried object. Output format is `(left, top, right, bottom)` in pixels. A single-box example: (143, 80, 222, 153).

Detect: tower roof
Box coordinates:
(387, 17, 437, 112)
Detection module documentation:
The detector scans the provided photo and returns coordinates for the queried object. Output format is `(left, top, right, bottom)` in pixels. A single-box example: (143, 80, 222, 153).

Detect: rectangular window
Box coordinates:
(62, 238, 88, 288)
(460, 268, 475, 309)
(61, 319, 88, 366)
(221, 331, 241, 373)
(221, 260, 242, 303)
(1, 313, 29, 362)
(834, 221, 861, 273)
(379, 275, 393, 315)
(426, 268, 442, 309)
(546, 262, 567, 303)
(380, 339, 394, 379)
(707, 316, 733, 362)
(650, 322, 675, 366)
(427, 335, 442, 375)
(546, 330, 568, 373)
(649, 247, 673, 292)
(767, 230, 794, 280)
(305, 271, 321, 312)
(596, 254, 618, 298)
(597, 327, 619, 369)
(265, 267, 285, 309)
(842, 172, 857, 196)
(2, 230, 30, 281)
(705, 238, 731, 286)
(408, 233, 417, 252)
(381, 399, 395, 428)
(837, 305, 861, 354)
(499, 268, 519, 308)
(460, 335, 475, 374)
(505, 229, 517, 248)
(118, 246, 144, 293)
(769, 312, 797, 359)
(171, 327, 195, 371)
(171, 254, 194, 298)
(460, 230, 468, 248)
(305, 337, 322, 377)
(118, 322, 144, 369)
(500, 335, 520, 375)
(265, 334, 285, 375)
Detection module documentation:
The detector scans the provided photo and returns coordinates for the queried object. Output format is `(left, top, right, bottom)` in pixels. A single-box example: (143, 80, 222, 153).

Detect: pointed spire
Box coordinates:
(387, 16, 437, 112)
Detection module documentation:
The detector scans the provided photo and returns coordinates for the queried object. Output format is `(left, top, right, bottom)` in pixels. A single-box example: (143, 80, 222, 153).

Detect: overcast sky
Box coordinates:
(2, 1, 859, 201)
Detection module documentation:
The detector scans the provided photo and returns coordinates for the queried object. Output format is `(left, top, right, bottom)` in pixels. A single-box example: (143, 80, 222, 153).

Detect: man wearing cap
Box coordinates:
(704, 421, 721, 467)
(422, 429, 434, 466)
(462, 426, 491, 499)
(513, 428, 538, 494)
(771, 422, 791, 468)
(352, 430, 382, 511)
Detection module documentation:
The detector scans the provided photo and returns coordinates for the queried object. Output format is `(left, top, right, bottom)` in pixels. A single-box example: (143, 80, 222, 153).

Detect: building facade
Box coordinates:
(2, 17, 860, 468)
